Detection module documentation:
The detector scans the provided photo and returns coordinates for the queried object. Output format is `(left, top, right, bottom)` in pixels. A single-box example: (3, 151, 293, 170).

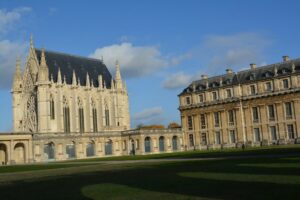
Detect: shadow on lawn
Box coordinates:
(1, 157, 300, 200)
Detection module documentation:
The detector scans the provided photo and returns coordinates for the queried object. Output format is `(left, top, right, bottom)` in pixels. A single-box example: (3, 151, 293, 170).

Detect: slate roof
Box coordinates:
(35, 49, 112, 88)
(179, 58, 300, 96)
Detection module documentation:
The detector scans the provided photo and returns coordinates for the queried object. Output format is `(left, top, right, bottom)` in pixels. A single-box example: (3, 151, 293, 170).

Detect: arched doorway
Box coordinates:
(144, 137, 151, 153)
(86, 141, 95, 157)
(14, 143, 25, 164)
(130, 139, 135, 155)
(66, 142, 76, 159)
(105, 140, 113, 155)
(44, 142, 55, 160)
(172, 136, 178, 151)
(0, 143, 7, 165)
(159, 136, 165, 152)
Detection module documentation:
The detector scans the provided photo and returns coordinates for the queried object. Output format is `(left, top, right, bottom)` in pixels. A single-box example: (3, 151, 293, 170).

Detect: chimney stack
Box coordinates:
(283, 55, 289, 62)
(201, 74, 208, 79)
(250, 63, 257, 70)
(226, 68, 233, 74)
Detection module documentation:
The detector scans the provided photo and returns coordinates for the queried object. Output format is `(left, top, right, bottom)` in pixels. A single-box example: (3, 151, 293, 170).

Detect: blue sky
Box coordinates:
(0, 0, 300, 131)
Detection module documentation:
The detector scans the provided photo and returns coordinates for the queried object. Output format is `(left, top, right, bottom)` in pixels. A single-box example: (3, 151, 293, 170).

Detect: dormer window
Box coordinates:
(249, 74, 255, 81)
(212, 82, 218, 88)
(225, 79, 231, 85)
(264, 72, 273, 78)
(199, 94, 204, 103)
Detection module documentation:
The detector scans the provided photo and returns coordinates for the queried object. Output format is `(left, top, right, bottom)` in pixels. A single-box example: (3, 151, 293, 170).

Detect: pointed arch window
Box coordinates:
(50, 95, 55, 120)
(92, 100, 98, 132)
(105, 105, 110, 126)
(63, 96, 70, 133)
(78, 98, 85, 133)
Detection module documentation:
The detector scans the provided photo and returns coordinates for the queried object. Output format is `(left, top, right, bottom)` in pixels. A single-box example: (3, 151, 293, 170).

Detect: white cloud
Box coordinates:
(0, 7, 31, 34)
(0, 40, 28, 89)
(162, 32, 272, 90)
(132, 107, 164, 126)
(90, 43, 168, 78)
(162, 72, 193, 89)
(201, 32, 272, 71)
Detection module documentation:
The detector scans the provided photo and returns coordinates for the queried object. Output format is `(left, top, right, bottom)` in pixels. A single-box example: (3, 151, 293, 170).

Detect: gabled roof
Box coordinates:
(179, 58, 300, 96)
(35, 49, 112, 88)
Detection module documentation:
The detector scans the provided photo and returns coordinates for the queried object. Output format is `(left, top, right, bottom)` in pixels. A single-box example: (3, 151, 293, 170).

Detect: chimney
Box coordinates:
(201, 74, 208, 79)
(283, 55, 289, 62)
(250, 63, 257, 70)
(226, 68, 233, 74)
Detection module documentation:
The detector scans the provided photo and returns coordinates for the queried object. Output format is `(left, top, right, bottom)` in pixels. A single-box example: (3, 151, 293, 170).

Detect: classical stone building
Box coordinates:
(179, 56, 300, 150)
(0, 38, 183, 165)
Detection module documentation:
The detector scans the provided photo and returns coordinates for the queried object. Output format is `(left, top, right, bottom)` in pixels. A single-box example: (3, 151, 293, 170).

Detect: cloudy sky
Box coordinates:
(0, 0, 300, 131)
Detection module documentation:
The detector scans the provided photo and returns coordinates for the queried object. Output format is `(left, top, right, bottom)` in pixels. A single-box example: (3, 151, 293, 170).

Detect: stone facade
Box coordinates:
(0, 38, 184, 165)
(179, 56, 300, 150)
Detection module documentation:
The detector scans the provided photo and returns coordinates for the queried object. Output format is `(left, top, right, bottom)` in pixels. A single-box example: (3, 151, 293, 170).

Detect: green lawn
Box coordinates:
(0, 146, 299, 200)
(0, 163, 93, 174)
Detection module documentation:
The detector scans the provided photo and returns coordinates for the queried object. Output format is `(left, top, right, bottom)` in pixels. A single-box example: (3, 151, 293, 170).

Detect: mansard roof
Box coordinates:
(35, 49, 112, 88)
(179, 57, 300, 96)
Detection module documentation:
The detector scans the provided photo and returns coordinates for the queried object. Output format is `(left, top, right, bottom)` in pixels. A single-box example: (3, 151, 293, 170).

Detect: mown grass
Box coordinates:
(0, 163, 92, 174)
(0, 154, 299, 200)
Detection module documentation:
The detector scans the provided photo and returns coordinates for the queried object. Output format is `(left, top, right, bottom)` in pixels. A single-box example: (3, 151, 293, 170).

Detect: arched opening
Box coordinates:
(86, 141, 95, 157)
(66, 142, 76, 159)
(172, 136, 178, 151)
(130, 139, 135, 155)
(44, 142, 55, 160)
(0, 143, 7, 165)
(78, 98, 85, 133)
(105, 140, 113, 155)
(14, 143, 25, 164)
(159, 136, 165, 152)
(105, 105, 110, 126)
(63, 96, 70, 133)
(144, 137, 151, 153)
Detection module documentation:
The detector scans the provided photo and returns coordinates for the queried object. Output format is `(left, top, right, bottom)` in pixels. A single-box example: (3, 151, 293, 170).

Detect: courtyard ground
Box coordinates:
(0, 145, 299, 200)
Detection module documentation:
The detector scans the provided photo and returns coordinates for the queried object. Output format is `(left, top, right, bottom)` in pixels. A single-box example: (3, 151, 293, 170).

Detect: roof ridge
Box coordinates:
(35, 48, 104, 63)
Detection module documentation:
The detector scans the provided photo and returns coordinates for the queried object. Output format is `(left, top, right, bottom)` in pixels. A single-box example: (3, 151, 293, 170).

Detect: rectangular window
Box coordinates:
(254, 128, 261, 142)
(215, 131, 221, 144)
(228, 110, 235, 126)
(287, 124, 295, 139)
(105, 109, 110, 126)
(226, 89, 232, 98)
(214, 112, 220, 127)
(283, 79, 289, 89)
(187, 116, 193, 130)
(186, 96, 191, 105)
(268, 105, 275, 121)
(212, 91, 218, 101)
(250, 85, 256, 95)
(265, 82, 272, 91)
(270, 126, 277, 141)
(201, 133, 207, 145)
(285, 102, 293, 119)
(200, 114, 206, 129)
(189, 134, 194, 146)
(92, 108, 98, 132)
(252, 107, 259, 123)
(79, 108, 85, 133)
(199, 94, 204, 103)
(230, 130, 236, 143)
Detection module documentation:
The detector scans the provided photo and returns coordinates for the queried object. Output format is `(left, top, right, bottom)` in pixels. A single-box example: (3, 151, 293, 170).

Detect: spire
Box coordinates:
(63, 75, 66, 85)
(13, 57, 22, 90)
(57, 68, 62, 84)
(91, 79, 94, 88)
(72, 70, 77, 86)
(50, 74, 54, 83)
(30, 34, 34, 49)
(38, 48, 49, 82)
(292, 63, 296, 73)
(111, 78, 115, 90)
(115, 60, 123, 89)
(86, 73, 90, 87)
(98, 75, 103, 89)
(78, 78, 81, 86)
(40, 48, 47, 67)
